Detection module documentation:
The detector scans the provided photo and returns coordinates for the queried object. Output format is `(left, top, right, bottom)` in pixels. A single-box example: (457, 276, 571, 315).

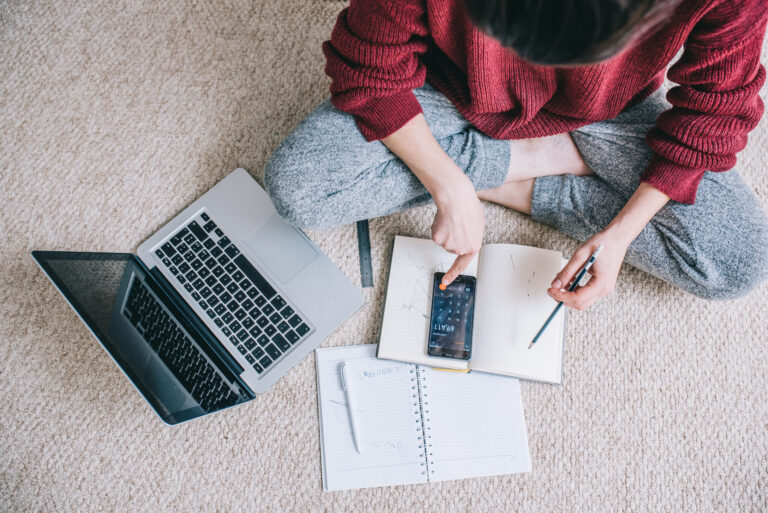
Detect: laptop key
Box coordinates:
(277, 321, 290, 333)
(225, 245, 239, 258)
(259, 355, 272, 368)
(245, 353, 255, 364)
(252, 362, 264, 374)
(256, 316, 269, 328)
(234, 308, 247, 320)
(227, 300, 239, 311)
(205, 275, 217, 286)
(203, 220, 217, 232)
(245, 338, 257, 350)
(215, 228, 224, 237)
(224, 262, 237, 274)
(185, 270, 197, 282)
(203, 238, 215, 249)
(212, 283, 224, 295)
(177, 242, 188, 253)
(199, 249, 210, 261)
(191, 291, 200, 301)
(222, 312, 234, 324)
(287, 315, 301, 327)
(257, 334, 270, 346)
(200, 287, 212, 298)
(214, 304, 226, 315)
(220, 274, 232, 286)
(237, 344, 247, 355)
(184, 283, 194, 293)
(265, 344, 282, 360)
(178, 262, 190, 273)
(200, 299, 208, 309)
(237, 329, 249, 341)
(192, 278, 204, 289)
(191, 241, 202, 253)
(241, 279, 252, 291)
(191, 259, 203, 270)
(162, 257, 172, 266)
(155, 249, 165, 259)
(234, 291, 246, 302)
(254, 295, 266, 307)
(273, 334, 290, 352)
(220, 291, 232, 303)
(205, 257, 217, 269)
(184, 234, 196, 245)
(222, 326, 231, 336)
(217, 236, 231, 248)
(230, 320, 241, 332)
(252, 346, 265, 359)
(232, 270, 244, 282)
(206, 309, 216, 318)
(210, 246, 222, 257)
(208, 295, 219, 307)
(213, 317, 224, 327)
(201, 212, 210, 221)
(249, 325, 262, 337)
(296, 323, 310, 336)
(286, 330, 299, 344)
(169, 266, 179, 275)
(246, 288, 258, 299)
(184, 251, 195, 262)
(265, 325, 277, 337)
(198, 267, 210, 279)
(226, 282, 238, 294)
(217, 254, 229, 266)
(189, 221, 207, 241)
(272, 296, 286, 310)
(170, 233, 183, 245)
(280, 305, 294, 318)
(269, 312, 281, 324)
(242, 299, 254, 311)
(212, 266, 224, 277)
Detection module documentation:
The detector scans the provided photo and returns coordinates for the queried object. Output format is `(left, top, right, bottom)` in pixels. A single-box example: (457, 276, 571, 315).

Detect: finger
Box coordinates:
(443, 253, 475, 286)
(552, 246, 593, 290)
(548, 277, 601, 309)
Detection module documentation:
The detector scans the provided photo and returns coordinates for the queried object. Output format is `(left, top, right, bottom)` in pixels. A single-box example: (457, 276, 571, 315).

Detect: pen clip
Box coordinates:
(339, 362, 347, 391)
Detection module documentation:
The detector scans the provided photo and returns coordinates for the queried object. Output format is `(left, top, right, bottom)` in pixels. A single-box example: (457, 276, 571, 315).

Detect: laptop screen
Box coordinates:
(33, 251, 248, 424)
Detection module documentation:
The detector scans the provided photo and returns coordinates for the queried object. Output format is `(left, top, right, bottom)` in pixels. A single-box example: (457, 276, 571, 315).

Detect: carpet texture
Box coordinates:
(1, 1, 767, 511)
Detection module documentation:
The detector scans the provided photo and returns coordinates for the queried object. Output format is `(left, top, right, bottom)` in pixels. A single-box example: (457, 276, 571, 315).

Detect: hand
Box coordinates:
(431, 173, 485, 286)
(547, 231, 630, 310)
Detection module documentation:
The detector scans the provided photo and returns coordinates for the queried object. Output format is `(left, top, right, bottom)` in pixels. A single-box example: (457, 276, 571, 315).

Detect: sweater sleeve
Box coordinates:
(642, 0, 768, 204)
(322, 0, 429, 141)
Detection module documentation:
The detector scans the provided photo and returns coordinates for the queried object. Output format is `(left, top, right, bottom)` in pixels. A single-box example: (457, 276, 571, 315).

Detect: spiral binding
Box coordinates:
(412, 365, 434, 478)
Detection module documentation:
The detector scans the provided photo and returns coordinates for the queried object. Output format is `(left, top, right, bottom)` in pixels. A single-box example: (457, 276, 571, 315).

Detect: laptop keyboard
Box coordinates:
(123, 279, 241, 413)
(153, 211, 312, 375)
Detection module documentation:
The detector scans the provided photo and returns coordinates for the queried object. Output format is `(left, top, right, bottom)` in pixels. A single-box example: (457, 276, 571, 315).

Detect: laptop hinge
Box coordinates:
(134, 256, 254, 398)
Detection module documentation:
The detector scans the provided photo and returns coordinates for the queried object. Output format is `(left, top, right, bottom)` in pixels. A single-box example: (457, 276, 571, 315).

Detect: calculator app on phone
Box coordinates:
(427, 272, 476, 360)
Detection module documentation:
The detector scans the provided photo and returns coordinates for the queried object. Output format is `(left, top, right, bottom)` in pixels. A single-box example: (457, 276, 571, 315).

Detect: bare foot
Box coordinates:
(478, 133, 593, 213)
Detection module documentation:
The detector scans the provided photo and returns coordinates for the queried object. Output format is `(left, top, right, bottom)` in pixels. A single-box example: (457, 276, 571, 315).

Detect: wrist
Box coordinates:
(421, 162, 472, 204)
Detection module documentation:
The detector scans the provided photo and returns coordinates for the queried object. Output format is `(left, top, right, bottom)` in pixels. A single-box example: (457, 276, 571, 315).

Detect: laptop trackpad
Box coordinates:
(244, 214, 318, 284)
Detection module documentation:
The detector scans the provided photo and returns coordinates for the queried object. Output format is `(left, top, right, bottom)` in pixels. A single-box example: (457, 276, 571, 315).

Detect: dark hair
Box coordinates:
(463, 0, 675, 66)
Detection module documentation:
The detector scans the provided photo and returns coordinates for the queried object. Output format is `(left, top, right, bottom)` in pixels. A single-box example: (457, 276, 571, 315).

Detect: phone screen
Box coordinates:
(427, 272, 476, 360)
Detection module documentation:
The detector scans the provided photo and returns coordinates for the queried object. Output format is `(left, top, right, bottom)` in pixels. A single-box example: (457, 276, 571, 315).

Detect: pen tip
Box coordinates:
(528, 342, 533, 349)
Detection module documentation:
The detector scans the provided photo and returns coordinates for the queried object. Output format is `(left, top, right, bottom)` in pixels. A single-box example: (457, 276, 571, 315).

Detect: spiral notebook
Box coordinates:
(315, 344, 531, 491)
(377, 236, 567, 384)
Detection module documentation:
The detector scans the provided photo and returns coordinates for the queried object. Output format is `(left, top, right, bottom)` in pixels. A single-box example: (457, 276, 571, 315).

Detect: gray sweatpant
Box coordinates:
(264, 83, 768, 299)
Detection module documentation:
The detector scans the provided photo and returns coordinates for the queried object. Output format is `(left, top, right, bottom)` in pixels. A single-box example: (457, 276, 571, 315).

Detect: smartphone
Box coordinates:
(427, 272, 476, 360)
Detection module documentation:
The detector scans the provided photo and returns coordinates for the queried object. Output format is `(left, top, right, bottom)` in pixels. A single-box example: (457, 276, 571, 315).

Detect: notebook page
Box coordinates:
(419, 367, 531, 482)
(315, 345, 426, 491)
(377, 236, 477, 370)
(471, 244, 565, 383)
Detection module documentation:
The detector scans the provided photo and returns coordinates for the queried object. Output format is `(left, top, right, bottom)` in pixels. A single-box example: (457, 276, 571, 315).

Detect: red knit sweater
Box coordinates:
(323, 0, 768, 204)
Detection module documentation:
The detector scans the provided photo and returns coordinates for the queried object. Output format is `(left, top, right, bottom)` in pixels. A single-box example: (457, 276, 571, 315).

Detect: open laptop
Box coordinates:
(33, 168, 364, 425)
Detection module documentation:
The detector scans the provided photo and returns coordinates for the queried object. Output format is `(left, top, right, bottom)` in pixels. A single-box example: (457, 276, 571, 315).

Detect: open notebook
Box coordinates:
(315, 344, 531, 491)
(378, 236, 567, 384)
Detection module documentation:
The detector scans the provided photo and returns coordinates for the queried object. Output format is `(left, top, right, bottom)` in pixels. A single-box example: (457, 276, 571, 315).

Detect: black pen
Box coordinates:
(528, 244, 604, 349)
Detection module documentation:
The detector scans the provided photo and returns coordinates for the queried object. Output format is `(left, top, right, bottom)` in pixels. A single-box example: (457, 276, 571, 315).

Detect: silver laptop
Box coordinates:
(33, 168, 364, 424)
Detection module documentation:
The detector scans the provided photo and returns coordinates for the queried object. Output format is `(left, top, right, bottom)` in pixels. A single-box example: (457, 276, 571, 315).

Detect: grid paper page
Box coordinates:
(377, 236, 478, 370)
(316, 345, 425, 491)
(471, 244, 565, 383)
(423, 367, 531, 482)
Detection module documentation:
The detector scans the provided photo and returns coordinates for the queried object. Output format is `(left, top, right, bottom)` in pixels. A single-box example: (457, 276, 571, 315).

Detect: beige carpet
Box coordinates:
(2, 1, 767, 511)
